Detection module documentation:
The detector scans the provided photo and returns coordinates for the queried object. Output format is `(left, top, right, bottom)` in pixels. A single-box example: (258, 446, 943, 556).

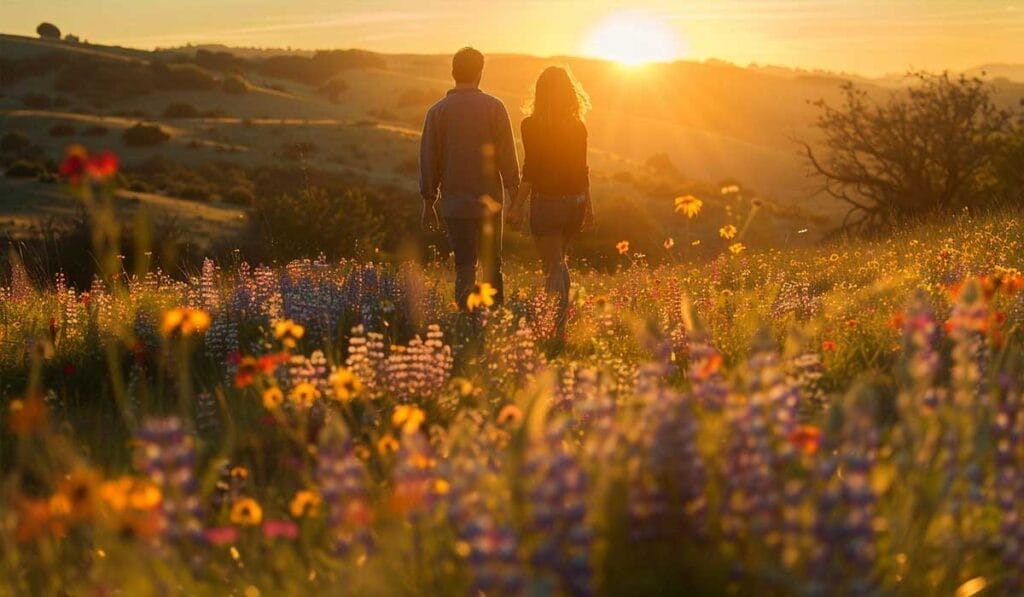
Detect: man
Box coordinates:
(419, 47, 519, 309)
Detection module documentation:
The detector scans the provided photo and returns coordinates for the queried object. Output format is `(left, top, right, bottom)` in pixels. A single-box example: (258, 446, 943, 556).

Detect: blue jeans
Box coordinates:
(444, 212, 504, 310)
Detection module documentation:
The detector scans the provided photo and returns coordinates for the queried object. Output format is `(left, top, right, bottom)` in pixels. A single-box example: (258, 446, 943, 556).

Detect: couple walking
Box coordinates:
(419, 47, 594, 333)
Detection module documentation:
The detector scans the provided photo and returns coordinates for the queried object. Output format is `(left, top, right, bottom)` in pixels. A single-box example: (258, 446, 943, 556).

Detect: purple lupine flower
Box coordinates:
(134, 416, 203, 543)
(316, 421, 374, 557)
(628, 372, 706, 542)
(443, 427, 524, 596)
(523, 418, 594, 597)
(805, 393, 878, 596)
(994, 391, 1024, 592)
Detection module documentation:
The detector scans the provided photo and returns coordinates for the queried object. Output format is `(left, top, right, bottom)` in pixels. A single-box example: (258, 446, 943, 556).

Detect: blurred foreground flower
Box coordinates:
(788, 425, 823, 454)
(290, 490, 321, 518)
(392, 405, 426, 434)
(161, 307, 211, 337)
(7, 396, 49, 435)
(273, 319, 305, 349)
(230, 498, 263, 526)
(466, 283, 498, 311)
(329, 367, 363, 402)
(59, 145, 119, 185)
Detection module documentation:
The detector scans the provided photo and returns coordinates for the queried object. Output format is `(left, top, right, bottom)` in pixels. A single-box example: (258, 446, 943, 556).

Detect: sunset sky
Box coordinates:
(3, 0, 1024, 75)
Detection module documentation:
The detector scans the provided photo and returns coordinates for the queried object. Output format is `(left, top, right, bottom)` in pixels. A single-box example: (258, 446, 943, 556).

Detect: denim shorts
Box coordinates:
(530, 193, 586, 237)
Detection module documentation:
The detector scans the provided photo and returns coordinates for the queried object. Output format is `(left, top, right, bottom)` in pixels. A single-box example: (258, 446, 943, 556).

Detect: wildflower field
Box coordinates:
(4, 154, 1024, 596)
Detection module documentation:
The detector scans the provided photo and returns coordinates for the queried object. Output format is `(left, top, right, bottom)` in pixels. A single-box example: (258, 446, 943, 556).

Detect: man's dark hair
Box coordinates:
(452, 47, 484, 84)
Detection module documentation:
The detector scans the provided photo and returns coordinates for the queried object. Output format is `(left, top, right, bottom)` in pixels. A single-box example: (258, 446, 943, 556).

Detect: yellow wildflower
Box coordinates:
(674, 195, 702, 218)
(392, 405, 426, 435)
(329, 368, 363, 402)
(729, 243, 746, 255)
(262, 386, 284, 409)
(230, 497, 262, 526)
(719, 224, 738, 240)
(272, 320, 305, 349)
(161, 307, 210, 337)
(289, 383, 321, 408)
(289, 490, 321, 518)
(616, 240, 630, 255)
(377, 434, 400, 454)
(466, 283, 498, 311)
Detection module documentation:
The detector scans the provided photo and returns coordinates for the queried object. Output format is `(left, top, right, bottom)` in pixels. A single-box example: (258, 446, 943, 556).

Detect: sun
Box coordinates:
(582, 10, 684, 67)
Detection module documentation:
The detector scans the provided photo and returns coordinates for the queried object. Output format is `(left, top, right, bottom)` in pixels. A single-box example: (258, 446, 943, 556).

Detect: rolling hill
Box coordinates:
(3, 31, 1022, 263)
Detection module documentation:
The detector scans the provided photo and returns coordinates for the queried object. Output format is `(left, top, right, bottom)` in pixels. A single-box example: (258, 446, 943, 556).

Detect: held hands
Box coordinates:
(421, 201, 440, 232)
(505, 201, 526, 231)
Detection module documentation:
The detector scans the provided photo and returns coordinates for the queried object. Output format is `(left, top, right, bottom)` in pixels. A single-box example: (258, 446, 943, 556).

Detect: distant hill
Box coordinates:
(3, 31, 1023, 260)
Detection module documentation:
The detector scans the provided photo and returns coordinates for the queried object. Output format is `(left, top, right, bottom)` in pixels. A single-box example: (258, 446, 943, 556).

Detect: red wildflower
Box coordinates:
(788, 425, 823, 455)
(203, 526, 239, 546)
(62, 362, 76, 377)
(234, 352, 289, 388)
(262, 519, 299, 540)
(58, 146, 119, 185)
(86, 151, 118, 180)
(58, 145, 89, 184)
(821, 340, 837, 352)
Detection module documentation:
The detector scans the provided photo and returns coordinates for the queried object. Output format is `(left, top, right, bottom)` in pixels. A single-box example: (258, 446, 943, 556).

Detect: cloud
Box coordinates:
(115, 9, 440, 46)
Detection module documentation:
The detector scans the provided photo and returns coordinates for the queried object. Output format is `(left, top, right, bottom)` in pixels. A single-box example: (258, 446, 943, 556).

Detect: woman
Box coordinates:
(507, 66, 594, 333)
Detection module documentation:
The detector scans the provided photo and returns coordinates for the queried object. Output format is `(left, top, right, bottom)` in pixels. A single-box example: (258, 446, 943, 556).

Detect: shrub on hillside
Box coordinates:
(49, 123, 76, 137)
(224, 185, 255, 205)
(55, 58, 156, 99)
(163, 102, 200, 118)
(222, 74, 249, 94)
(36, 22, 61, 40)
(122, 123, 170, 147)
(258, 50, 385, 85)
(194, 49, 246, 71)
(149, 62, 217, 91)
(805, 72, 1024, 231)
(21, 93, 53, 109)
(5, 160, 43, 179)
(0, 131, 31, 153)
(82, 125, 109, 137)
(252, 187, 384, 260)
(176, 184, 211, 202)
(318, 79, 348, 102)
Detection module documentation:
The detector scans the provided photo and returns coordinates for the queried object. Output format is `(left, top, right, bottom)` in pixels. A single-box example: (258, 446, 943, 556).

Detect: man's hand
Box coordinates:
(421, 201, 440, 232)
(505, 201, 525, 231)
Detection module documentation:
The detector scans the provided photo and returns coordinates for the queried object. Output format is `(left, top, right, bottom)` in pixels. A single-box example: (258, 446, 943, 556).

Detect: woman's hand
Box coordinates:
(421, 201, 440, 232)
(581, 195, 595, 231)
(506, 182, 531, 232)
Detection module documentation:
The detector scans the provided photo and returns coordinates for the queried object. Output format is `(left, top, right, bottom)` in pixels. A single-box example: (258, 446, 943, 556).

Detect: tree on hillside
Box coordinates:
(36, 22, 61, 40)
(804, 72, 1019, 231)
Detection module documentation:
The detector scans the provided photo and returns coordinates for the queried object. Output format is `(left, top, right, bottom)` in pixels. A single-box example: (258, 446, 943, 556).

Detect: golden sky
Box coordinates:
(4, 0, 1024, 75)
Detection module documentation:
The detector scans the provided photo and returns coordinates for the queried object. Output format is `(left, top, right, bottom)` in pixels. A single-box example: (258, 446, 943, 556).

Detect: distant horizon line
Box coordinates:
(2, 30, 1020, 83)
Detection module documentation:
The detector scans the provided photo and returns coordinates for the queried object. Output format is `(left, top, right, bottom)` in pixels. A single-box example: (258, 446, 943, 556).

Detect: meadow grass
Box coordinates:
(1, 198, 1023, 595)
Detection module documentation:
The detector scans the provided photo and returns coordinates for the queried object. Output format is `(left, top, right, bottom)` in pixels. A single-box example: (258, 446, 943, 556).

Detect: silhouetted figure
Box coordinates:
(419, 47, 519, 310)
(507, 66, 594, 334)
